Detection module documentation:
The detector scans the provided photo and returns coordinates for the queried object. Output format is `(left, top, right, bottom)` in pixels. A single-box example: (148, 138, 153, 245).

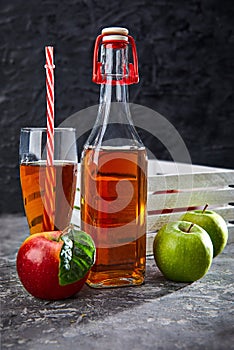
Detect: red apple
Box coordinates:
(17, 228, 95, 300)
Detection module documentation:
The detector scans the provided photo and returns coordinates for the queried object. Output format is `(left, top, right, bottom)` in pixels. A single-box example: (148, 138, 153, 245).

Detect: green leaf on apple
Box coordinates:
(59, 227, 96, 286)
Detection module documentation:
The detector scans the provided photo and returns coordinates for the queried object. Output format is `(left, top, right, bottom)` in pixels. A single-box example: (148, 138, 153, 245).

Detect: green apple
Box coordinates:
(153, 221, 213, 282)
(180, 209, 228, 257)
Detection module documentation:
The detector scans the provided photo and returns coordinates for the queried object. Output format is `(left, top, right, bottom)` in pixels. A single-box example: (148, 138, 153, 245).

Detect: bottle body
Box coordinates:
(80, 27, 147, 288)
(81, 146, 147, 287)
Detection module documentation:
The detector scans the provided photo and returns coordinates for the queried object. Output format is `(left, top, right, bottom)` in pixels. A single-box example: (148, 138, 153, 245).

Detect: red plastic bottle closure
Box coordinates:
(92, 33, 139, 85)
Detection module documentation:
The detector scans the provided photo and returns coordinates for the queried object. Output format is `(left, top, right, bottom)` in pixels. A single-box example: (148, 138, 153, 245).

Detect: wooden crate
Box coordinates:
(71, 160, 234, 256)
(146, 160, 234, 255)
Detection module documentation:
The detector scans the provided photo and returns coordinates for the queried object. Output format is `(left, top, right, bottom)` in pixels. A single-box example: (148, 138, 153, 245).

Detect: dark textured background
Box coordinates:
(1, 0, 234, 213)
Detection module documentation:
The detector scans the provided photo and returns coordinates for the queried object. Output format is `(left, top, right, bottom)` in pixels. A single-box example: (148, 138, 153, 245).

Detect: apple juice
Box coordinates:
(81, 147, 147, 287)
(20, 161, 77, 234)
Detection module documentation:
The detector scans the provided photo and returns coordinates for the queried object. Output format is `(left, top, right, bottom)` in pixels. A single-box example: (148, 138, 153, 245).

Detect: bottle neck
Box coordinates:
(99, 82, 129, 105)
(98, 42, 131, 123)
(100, 42, 129, 86)
(84, 41, 144, 149)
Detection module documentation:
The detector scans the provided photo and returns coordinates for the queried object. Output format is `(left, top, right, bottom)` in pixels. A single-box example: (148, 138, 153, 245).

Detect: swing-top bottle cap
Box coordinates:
(102, 27, 129, 42)
(93, 27, 139, 84)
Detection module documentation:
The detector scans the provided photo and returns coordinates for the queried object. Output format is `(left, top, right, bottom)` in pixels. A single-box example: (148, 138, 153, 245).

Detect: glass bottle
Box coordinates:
(80, 27, 147, 288)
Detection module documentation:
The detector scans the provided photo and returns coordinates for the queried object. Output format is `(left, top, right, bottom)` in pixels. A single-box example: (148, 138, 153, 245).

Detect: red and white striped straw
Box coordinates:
(45, 46, 55, 166)
(43, 46, 55, 231)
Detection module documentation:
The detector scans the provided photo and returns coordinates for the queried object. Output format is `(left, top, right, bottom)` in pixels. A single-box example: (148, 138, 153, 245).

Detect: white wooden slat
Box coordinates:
(147, 209, 234, 232)
(148, 171, 234, 192)
(146, 231, 156, 256)
(147, 206, 234, 232)
(147, 188, 234, 212)
(227, 225, 234, 243)
(148, 159, 233, 175)
(146, 224, 234, 256)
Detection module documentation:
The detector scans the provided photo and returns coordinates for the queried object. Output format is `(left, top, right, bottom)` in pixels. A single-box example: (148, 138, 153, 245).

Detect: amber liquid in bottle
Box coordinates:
(81, 147, 147, 287)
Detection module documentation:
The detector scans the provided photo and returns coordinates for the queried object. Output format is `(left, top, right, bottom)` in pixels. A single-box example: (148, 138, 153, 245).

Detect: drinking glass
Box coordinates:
(19, 127, 78, 234)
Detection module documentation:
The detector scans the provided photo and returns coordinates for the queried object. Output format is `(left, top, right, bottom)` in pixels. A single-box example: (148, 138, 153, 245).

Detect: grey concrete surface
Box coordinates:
(1, 215, 234, 350)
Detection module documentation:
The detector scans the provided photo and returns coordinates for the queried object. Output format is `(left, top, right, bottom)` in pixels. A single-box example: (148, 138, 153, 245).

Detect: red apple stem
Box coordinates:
(187, 223, 194, 233)
(202, 203, 209, 214)
(59, 224, 74, 239)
